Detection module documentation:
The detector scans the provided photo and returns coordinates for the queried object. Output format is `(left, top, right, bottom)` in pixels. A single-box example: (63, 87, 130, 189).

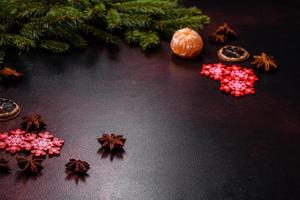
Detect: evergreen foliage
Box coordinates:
(0, 0, 210, 65)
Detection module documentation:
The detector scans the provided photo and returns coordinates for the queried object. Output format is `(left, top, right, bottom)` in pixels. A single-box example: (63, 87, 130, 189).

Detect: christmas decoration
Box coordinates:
(17, 156, 44, 174)
(0, 158, 11, 173)
(21, 114, 47, 132)
(0, 67, 23, 79)
(170, 27, 204, 58)
(200, 63, 228, 80)
(218, 46, 249, 62)
(226, 65, 258, 82)
(209, 23, 237, 44)
(0, 129, 33, 154)
(220, 77, 256, 97)
(201, 64, 258, 97)
(98, 133, 126, 152)
(0, 129, 64, 157)
(0, 0, 210, 67)
(30, 132, 64, 157)
(65, 159, 90, 174)
(0, 98, 21, 121)
(251, 52, 278, 72)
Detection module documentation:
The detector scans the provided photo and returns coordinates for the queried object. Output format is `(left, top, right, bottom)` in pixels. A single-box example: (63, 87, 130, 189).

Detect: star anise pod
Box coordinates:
(216, 22, 238, 38)
(209, 33, 226, 44)
(97, 133, 126, 151)
(21, 114, 47, 132)
(0, 67, 23, 79)
(17, 156, 44, 174)
(65, 159, 90, 173)
(252, 52, 278, 72)
(0, 158, 11, 173)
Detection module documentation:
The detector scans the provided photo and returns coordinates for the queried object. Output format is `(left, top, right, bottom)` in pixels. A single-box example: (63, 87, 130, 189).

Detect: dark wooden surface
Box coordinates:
(0, 1, 300, 200)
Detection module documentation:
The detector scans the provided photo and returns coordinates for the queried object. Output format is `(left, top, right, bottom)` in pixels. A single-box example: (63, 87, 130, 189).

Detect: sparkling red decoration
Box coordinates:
(0, 129, 64, 157)
(0, 129, 33, 154)
(201, 63, 258, 97)
(200, 63, 228, 80)
(220, 78, 255, 97)
(226, 65, 258, 82)
(30, 132, 64, 157)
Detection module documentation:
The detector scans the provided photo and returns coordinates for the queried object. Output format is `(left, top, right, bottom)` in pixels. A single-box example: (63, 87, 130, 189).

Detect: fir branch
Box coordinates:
(17, 2, 49, 18)
(85, 2, 107, 19)
(106, 9, 122, 30)
(0, 50, 5, 64)
(0, 34, 35, 51)
(125, 30, 159, 50)
(112, 0, 177, 15)
(155, 15, 210, 34)
(80, 24, 121, 44)
(50, 26, 87, 48)
(20, 23, 46, 40)
(39, 40, 70, 53)
(120, 14, 151, 28)
(46, 6, 84, 25)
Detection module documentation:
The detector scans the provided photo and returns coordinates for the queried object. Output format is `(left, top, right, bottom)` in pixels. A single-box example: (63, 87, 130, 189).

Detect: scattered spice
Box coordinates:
(65, 159, 90, 173)
(17, 156, 44, 174)
(97, 133, 126, 151)
(0, 158, 11, 173)
(209, 22, 237, 44)
(215, 22, 238, 38)
(0, 67, 23, 79)
(209, 33, 226, 44)
(21, 114, 47, 132)
(251, 52, 277, 72)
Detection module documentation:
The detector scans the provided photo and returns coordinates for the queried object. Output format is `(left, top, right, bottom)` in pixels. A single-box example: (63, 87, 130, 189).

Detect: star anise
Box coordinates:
(0, 158, 11, 173)
(0, 67, 23, 79)
(21, 114, 47, 132)
(251, 52, 278, 72)
(216, 22, 238, 38)
(65, 159, 90, 173)
(17, 156, 44, 174)
(97, 133, 126, 151)
(209, 33, 226, 44)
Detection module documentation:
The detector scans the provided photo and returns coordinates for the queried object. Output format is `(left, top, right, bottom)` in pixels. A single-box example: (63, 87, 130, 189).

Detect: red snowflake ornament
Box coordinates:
(201, 63, 229, 80)
(220, 77, 256, 97)
(0, 129, 33, 154)
(227, 65, 258, 82)
(30, 132, 64, 157)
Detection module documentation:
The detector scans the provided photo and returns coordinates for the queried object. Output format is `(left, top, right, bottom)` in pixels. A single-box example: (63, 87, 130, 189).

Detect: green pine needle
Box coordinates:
(39, 40, 70, 53)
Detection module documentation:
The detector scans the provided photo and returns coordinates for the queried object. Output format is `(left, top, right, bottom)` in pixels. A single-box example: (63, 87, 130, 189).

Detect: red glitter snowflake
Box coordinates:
(227, 65, 258, 82)
(30, 132, 64, 157)
(201, 63, 229, 80)
(220, 77, 256, 97)
(0, 129, 33, 154)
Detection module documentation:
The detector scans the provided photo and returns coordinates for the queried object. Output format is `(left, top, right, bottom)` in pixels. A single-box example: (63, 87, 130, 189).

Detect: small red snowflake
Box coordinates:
(227, 65, 258, 82)
(0, 129, 33, 154)
(30, 132, 64, 157)
(201, 63, 229, 80)
(220, 77, 256, 97)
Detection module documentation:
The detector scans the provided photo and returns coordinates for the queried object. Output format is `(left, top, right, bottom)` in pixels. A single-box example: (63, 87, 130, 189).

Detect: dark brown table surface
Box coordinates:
(1, 0, 300, 200)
